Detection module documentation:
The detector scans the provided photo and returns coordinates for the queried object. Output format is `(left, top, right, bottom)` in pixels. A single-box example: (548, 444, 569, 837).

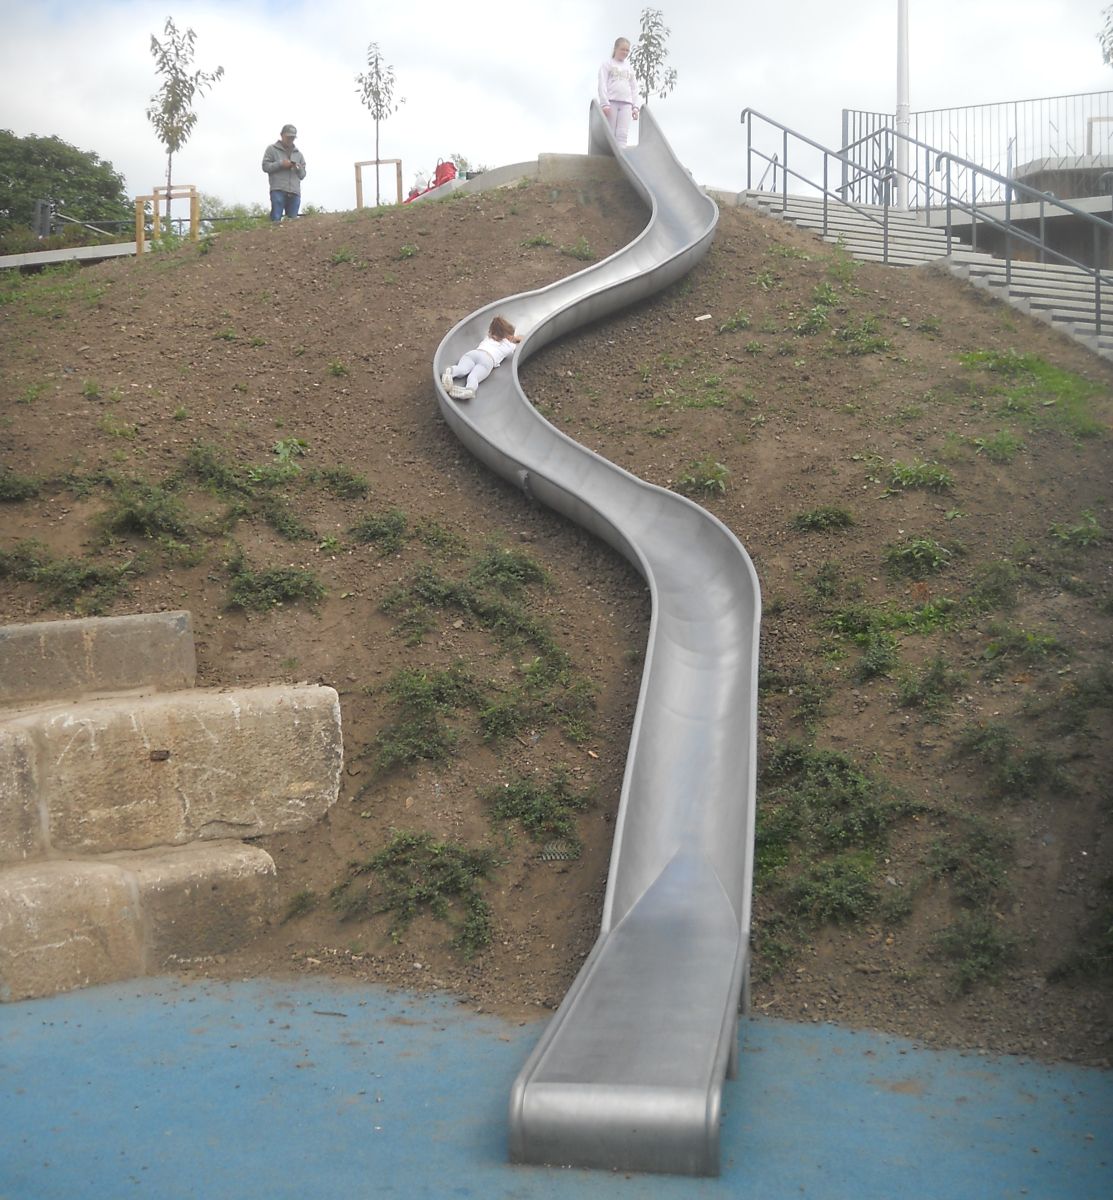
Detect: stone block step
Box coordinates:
(0, 842, 276, 1002)
(0, 684, 342, 860)
(0, 611, 196, 707)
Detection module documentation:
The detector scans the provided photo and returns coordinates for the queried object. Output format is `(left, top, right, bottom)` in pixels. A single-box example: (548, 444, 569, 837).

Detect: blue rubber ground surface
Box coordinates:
(2, 977, 1109, 1199)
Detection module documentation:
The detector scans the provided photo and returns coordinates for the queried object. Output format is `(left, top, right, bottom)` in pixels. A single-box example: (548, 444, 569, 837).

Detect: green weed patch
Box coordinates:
(960, 349, 1106, 439)
(332, 830, 497, 957)
(225, 554, 325, 611)
(483, 766, 591, 844)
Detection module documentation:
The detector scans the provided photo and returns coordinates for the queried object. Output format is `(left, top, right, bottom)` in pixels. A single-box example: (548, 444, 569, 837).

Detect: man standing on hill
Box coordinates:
(262, 124, 307, 221)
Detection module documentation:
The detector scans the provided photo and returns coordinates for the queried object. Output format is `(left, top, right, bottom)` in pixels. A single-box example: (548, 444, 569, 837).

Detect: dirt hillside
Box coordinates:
(1, 171, 1110, 1066)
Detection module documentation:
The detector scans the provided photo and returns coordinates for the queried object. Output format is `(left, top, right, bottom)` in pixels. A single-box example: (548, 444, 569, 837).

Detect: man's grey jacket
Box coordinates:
(262, 142, 307, 194)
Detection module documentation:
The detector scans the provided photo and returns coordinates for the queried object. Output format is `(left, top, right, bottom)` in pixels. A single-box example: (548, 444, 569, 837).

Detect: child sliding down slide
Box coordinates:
(441, 316, 522, 400)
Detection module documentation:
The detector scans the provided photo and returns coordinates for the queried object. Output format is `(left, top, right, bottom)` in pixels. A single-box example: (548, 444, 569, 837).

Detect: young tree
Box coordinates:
(356, 42, 405, 206)
(1102, 5, 1113, 66)
(630, 7, 678, 107)
(146, 17, 224, 228)
(0, 130, 130, 234)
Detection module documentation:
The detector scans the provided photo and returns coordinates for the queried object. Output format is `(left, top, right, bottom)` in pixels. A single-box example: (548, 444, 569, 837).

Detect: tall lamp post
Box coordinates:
(896, 0, 910, 209)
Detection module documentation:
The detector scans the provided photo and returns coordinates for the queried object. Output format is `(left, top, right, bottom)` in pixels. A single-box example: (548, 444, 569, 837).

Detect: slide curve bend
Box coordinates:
(433, 102, 760, 1178)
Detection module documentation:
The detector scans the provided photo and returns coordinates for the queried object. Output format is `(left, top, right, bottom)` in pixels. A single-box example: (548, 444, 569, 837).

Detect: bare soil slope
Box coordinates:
(2, 172, 1110, 1066)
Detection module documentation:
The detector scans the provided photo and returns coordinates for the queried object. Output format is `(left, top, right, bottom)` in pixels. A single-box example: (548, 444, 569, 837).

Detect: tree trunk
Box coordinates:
(375, 122, 381, 207)
(164, 153, 174, 235)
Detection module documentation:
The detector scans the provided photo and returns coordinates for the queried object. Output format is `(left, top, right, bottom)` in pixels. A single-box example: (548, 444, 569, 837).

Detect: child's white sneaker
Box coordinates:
(441, 367, 454, 390)
(452, 386, 475, 401)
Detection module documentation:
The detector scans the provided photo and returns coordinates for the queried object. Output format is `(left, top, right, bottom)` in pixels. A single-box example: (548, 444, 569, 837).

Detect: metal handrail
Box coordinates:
(754, 151, 780, 193)
(860, 124, 1113, 330)
(740, 107, 1112, 333)
(845, 90, 1113, 205)
(740, 106, 897, 263)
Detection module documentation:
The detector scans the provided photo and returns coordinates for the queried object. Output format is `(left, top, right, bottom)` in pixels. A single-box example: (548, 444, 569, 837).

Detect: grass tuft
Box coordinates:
(483, 766, 590, 843)
(792, 505, 854, 532)
(331, 830, 496, 957)
(225, 553, 325, 611)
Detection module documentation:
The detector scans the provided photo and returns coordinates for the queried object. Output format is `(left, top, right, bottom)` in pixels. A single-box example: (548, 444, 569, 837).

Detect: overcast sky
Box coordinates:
(1, 1, 1111, 214)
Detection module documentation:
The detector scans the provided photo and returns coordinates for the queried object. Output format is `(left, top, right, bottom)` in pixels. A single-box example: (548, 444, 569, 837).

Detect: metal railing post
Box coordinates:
(822, 154, 829, 236)
(923, 147, 933, 224)
(1095, 225, 1103, 333)
(882, 186, 890, 263)
(745, 113, 752, 190)
(1004, 186, 1012, 287)
(840, 108, 849, 200)
(782, 129, 789, 210)
(970, 178, 978, 255)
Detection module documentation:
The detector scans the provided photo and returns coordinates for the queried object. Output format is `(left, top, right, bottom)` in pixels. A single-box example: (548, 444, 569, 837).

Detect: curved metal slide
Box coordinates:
(433, 102, 761, 1177)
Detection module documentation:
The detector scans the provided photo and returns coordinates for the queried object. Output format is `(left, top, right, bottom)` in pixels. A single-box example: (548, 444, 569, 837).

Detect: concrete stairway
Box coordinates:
(725, 190, 1113, 363)
(0, 611, 343, 1002)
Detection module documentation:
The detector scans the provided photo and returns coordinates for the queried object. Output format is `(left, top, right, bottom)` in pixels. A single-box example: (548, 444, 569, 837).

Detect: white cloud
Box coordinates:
(0, 0, 1110, 214)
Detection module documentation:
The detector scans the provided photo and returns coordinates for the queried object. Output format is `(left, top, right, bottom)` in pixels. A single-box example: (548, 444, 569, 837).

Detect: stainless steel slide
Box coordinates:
(433, 102, 761, 1178)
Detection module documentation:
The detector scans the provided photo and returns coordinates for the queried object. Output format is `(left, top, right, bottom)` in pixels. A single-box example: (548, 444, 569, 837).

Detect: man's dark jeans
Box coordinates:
(270, 190, 301, 221)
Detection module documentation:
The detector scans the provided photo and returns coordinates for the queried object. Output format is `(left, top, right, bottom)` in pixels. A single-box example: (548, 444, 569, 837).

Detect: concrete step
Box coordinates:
(762, 209, 942, 241)
(964, 256, 1113, 281)
(802, 226, 956, 254)
(738, 193, 949, 247)
(755, 205, 938, 237)
(951, 259, 1106, 285)
(1051, 326, 1113, 357)
(746, 193, 918, 219)
(1025, 294, 1112, 321)
(817, 238, 990, 267)
(1004, 285, 1113, 309)
(953, 268, 1113, 331)
(0, 841, 276, 1002)
(964, 269, 1113, 302)
(768, 201, 934, 226)
(0, 684, 343, 860)
(963, 256, 1111, 279)
(0, 611, 196, 706)
(1046, 314, 1113, 338)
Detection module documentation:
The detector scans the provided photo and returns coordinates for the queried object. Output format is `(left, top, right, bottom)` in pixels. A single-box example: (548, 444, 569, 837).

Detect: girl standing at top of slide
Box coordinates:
(597, 36, 641, 147)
